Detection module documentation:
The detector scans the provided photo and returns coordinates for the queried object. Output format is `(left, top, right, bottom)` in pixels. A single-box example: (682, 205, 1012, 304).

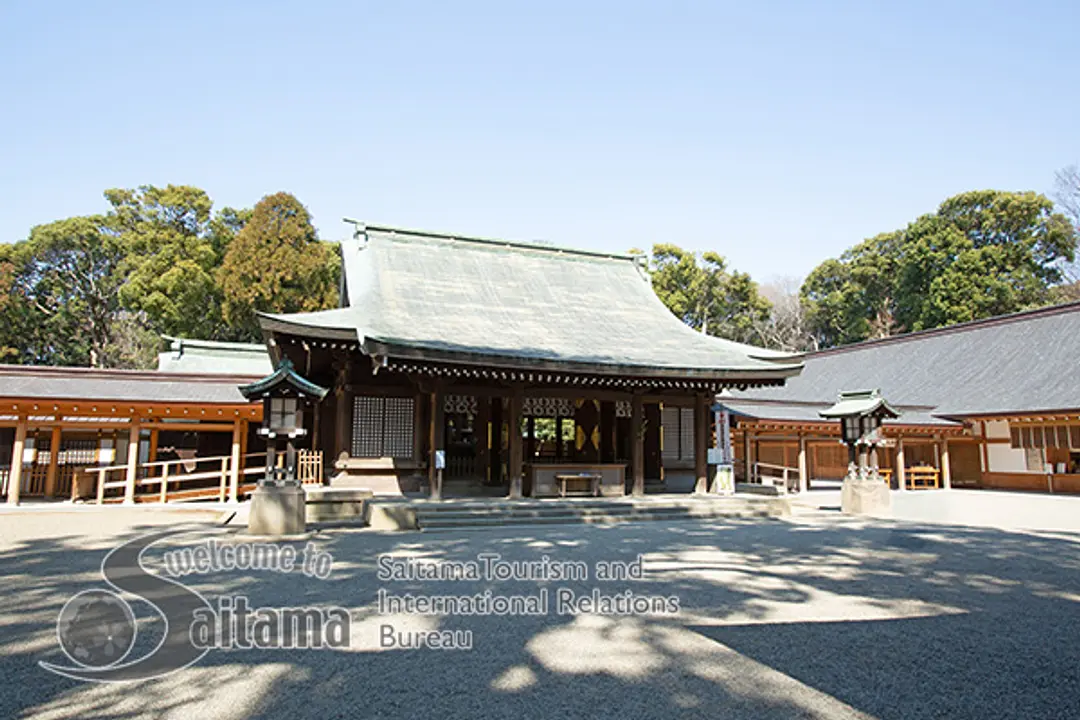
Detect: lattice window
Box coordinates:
(444, 394, 478, 415)
(615, 401, 632, 418)
(61, 438, 98, 465)
(352, 397, 384, 458)
(522, 397, 575, 417)
(1011, 424, 1080, 451)
(661, 406, 695, 465)
(662, 406, 680, 463)
(679, 407, 695, 462)
(383, 397, 415, 458)
(351, 396, 415, 459)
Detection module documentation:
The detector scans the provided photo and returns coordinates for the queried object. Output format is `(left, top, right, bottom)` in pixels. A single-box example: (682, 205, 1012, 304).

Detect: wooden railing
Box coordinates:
(753, 461, 799, 493)
(297, 449, 323, 484)
(80, 450, 325, 504)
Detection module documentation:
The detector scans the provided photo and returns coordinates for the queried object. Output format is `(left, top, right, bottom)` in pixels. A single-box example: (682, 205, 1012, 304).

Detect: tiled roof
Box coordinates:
(0, 365, 258, 405)
(735, 301, 1080, 419)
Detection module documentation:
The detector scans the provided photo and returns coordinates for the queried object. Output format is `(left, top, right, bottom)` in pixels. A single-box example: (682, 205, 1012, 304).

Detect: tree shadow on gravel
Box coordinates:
(0, 513, 1079, 719)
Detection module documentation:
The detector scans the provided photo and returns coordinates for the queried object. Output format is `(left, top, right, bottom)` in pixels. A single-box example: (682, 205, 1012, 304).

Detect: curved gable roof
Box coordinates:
(261, 225, 803, 382)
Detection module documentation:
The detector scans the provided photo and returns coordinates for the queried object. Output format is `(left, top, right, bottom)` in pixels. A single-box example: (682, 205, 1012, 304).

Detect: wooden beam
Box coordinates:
(0, 399, 261, 422)
(7, 417, 27, 505)
(44, 425, 61, 498)
(631, 394, 644, 496)
(141, 422, 238, 432)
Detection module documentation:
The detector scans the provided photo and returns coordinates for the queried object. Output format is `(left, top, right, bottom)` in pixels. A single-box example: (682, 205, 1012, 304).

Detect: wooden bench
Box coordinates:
(555, 473, 601, 498)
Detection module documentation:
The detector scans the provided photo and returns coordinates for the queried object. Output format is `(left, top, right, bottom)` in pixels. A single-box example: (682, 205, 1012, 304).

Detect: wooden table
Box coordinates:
(555, 472, 602, 497)
(526, 464, 626, 497)
(908, 465, 940, 489)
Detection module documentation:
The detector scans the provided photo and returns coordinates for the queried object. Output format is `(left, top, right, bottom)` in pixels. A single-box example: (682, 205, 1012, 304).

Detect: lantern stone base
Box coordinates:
(841, 474, 892, 517)
(248, 484, 306, 536)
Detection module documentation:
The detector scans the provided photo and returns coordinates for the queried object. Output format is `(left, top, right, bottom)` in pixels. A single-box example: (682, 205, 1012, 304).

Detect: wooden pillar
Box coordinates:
(940, 437, 952, 490)
(148, 428, 159, 464)
(44, 426, 62, 498)
(124, 422, 140, 504)
(694, 394, 708, 494)
(475, 395, 490, 484)
(7, 417, 27, 505)
(896, 438, 906, 491)
(490, 397, 503, 486)
(526, 416, 536, 464)
(743, 425, 752, 483)
(240, 419, 249, 464)
(333, 360, 349, 462)
(228, 421, 242, 503)
(428, 384, 444, 500)
(508, 388, 524, 499)
(797, 435, 808, 494)
(631, 394, 645, 496)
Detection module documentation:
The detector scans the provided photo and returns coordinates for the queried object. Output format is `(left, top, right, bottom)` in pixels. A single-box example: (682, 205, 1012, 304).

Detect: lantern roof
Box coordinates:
(238, 358, 329, 402)
(819, 389, 900, 420)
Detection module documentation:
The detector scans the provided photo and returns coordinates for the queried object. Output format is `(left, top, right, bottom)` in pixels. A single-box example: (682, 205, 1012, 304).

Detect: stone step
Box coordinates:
(414, 504, 751, 521)
(412, 505, 725, 520)
(360, 495, 790, 531)
(415, 500, 784, 530)
(419, 508, 718, 530)
(412, 498, 738, 513)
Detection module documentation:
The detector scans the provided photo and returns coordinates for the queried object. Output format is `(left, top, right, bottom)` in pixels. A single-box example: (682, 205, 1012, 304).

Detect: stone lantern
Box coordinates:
(239, 358, 328, 536)
(820, 389, 899, 515)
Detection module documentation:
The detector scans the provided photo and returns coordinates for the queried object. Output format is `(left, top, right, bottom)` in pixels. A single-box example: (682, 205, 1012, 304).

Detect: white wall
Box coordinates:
(987, 441, 1036, 473)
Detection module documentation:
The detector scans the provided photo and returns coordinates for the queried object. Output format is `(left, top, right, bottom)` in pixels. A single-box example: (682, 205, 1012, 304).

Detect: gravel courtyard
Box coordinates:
(1, 506, 1079, 720)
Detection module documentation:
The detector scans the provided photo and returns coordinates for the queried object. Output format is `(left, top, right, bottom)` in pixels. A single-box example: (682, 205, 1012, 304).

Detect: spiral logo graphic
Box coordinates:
(56, 590, 137, 668)
(40, 528, 213, 683)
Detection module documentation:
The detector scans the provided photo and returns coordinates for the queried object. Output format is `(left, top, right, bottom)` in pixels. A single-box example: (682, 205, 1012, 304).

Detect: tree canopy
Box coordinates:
(219, 192, 340, 339)
(0, 185, 338, 368)
(802, 190, 1078, 347)
(641, 243, 771, 345)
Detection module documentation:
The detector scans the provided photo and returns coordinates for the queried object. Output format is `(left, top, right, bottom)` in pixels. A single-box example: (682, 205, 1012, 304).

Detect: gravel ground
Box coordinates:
(1, 506, 1079, 719)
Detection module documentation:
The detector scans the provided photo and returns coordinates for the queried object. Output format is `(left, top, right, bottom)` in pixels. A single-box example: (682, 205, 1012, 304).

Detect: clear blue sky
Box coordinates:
(1, 1, 1077, 282)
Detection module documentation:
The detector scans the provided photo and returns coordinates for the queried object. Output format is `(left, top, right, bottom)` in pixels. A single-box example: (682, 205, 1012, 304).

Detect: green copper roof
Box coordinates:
(259, 225, 803, 382)
(238, 358, 329, 401)
(158, 336, 272, 375)
(819, 389, 901, 419)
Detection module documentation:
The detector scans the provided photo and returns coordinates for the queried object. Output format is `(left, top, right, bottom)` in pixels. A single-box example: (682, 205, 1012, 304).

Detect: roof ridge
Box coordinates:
(361, 223, 641, 263)
(0, 364, 262, 383)
(162, 335, 268, 352)
(810, 300, 1080, 358)
(726, 396, 938, 412)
